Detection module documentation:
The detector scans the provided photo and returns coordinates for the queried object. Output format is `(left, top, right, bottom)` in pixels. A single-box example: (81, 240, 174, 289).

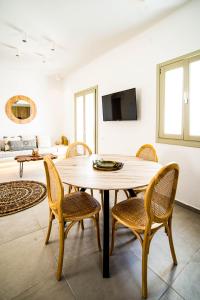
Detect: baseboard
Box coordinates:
(175, 199, 200, 214)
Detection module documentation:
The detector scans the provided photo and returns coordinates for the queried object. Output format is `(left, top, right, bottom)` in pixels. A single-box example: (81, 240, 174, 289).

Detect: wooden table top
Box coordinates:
(56, 154, 162, 191)
(15, 153, 57, 162)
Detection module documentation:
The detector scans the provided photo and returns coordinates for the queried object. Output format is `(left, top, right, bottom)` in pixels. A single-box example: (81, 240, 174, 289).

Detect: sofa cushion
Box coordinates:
(9, 140, 24, 151)
(0, 139, 5, 151)
(21, 135, 36, 140)
(22, 139, 37, 150)
(3, 136, 21, 151)
(3, 136, 21, 142)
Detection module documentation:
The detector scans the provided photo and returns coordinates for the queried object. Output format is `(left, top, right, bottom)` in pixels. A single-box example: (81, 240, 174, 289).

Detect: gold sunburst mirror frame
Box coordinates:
(5, 95, 37, 124)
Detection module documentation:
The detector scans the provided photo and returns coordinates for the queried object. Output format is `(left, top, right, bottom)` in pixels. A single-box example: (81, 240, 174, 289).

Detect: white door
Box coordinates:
(75, 87, 98, 153)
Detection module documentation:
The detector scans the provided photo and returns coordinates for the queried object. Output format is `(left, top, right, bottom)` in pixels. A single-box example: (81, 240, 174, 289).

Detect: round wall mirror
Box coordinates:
(5, 95, 37, 124)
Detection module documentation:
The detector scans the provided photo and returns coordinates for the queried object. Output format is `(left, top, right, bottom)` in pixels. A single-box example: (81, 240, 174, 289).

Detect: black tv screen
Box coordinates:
(102, 88, 137, 121)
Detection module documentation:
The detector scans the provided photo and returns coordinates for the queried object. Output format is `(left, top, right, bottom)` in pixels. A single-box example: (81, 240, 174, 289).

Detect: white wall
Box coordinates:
(63, 0, 200, 209)
(0, 69, 64, 143)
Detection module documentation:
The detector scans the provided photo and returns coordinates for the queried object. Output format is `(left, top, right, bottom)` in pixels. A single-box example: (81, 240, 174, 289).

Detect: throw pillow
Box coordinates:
(0, 139, 5, 151)
(3, 136, 21, 151)
(4, 144, 10, 151)
(22, 139, 37, 150)
(21, 135, 36, 140)
(9, 140, 24, 151)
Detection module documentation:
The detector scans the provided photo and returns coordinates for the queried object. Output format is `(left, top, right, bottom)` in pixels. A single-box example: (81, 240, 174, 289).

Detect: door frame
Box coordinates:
(74, 85, 98, 153)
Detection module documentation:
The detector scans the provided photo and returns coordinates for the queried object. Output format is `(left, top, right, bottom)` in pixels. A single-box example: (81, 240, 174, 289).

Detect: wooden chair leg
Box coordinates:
(45, 209, 53, 245)
(166, 218, 177, 265)
(123, 189, 129, 198)
(68, 185, 72, 194)
(114, 190, 118, 206)
(95, 213, 101, 251)
(142, 234, 150, 299)
(100, 190, 104, 210)
(110, 218, 117, 255)
(56, 222, 65, 281)
(80, 220, 84, 230)
(90, 189, 93, 197)
(164, 226, 168, 235)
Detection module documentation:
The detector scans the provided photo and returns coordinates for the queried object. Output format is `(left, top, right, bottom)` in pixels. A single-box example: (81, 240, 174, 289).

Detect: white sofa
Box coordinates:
(0, 135, 67, 159)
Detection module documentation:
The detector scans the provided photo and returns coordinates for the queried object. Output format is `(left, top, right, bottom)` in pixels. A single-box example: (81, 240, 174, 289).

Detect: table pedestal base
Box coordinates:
(103, 190, 110, 278)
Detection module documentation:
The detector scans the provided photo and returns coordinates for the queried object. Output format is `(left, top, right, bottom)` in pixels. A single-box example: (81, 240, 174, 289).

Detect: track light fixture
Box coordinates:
(16, 49, 20, 57)
(51, 42, 55, 51)
(22, 32, 27, 43)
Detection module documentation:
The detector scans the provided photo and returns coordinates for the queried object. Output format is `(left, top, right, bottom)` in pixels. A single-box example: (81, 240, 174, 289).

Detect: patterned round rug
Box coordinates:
(0, 180, 47, 217)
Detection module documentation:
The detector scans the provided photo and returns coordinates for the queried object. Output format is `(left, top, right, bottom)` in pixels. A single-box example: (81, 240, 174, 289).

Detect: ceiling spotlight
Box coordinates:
(22, 32, 27, 43)
(16, 49, 20, 57)
(51, 42, 55, 51)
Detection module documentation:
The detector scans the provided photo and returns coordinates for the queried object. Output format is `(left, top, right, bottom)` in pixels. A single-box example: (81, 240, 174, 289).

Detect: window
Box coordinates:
(157, 50, 200, 147)
(74, 86, 98, 153)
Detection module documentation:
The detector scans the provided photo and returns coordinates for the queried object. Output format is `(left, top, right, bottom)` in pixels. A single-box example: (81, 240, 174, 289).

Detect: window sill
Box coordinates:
(156, 137, 200, 148)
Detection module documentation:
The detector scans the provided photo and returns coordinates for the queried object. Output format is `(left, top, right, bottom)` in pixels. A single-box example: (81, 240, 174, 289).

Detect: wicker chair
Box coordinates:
(43, 156, 101, 281)
(66, 141, 93, 194)
(114, 144, 158, 206)
(110, 162, 179, 298)
(136, 144, 158, 162)
(66, 141, 92, 158)
(66, 141, 105, 209)
(132, 144, 159, 196)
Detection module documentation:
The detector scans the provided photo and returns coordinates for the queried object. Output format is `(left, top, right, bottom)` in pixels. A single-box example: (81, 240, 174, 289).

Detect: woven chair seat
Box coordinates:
(62, 192, 101, 221)
(112, 198, 148, 230)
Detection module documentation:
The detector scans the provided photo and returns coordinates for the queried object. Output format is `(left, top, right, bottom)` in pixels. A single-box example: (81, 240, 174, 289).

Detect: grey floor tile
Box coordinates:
(0, 161, 45, 183)
(62, 250, 168, 300)
(172, 206, 200, 260)
(32, 198, 49, 229)
(160, 287, 184, 300)
(172, 249, 200, 300)
(12, 275, 76, 300)
(0, 208, 41, 245)
(0, 229, 56, 300)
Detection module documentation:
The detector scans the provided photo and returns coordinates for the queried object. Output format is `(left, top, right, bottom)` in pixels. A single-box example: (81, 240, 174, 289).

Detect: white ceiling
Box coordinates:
(0, 0, 189, 77)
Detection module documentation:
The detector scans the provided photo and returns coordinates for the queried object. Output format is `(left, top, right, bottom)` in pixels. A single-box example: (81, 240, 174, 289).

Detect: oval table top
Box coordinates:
(56, 154, 162, 191)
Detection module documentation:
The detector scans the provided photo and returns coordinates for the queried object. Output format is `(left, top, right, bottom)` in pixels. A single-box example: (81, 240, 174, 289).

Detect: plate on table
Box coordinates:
(93, 160, 124, 171)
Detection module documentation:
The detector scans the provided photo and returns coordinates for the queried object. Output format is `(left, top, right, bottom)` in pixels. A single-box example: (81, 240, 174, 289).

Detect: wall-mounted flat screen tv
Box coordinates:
(102, 88, 137, 121)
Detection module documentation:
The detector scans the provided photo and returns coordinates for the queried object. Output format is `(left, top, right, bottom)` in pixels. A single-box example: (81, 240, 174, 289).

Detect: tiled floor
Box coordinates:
(0, 159, 200, 300)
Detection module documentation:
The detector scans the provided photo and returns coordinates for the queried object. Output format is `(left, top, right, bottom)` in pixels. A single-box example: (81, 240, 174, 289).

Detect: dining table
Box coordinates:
(56, 154, 162, 278)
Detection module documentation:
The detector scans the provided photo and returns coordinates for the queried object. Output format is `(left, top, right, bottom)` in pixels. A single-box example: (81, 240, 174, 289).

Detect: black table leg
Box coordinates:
(19, 162, 23, 178)
(127, 189, 136, 197)
(103, 190, 110, 278)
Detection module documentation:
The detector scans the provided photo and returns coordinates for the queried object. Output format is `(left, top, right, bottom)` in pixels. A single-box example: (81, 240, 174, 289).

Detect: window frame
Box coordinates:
(74, 85, 98, 153)
(156, 49, 200, 148)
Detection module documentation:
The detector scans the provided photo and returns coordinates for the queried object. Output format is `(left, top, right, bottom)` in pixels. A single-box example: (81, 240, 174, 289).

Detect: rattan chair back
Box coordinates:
(44, 156, 64, 221)
(136, 144, 158, 162)
(66, 141, 92, 158)
(144, 163, 179, 223)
